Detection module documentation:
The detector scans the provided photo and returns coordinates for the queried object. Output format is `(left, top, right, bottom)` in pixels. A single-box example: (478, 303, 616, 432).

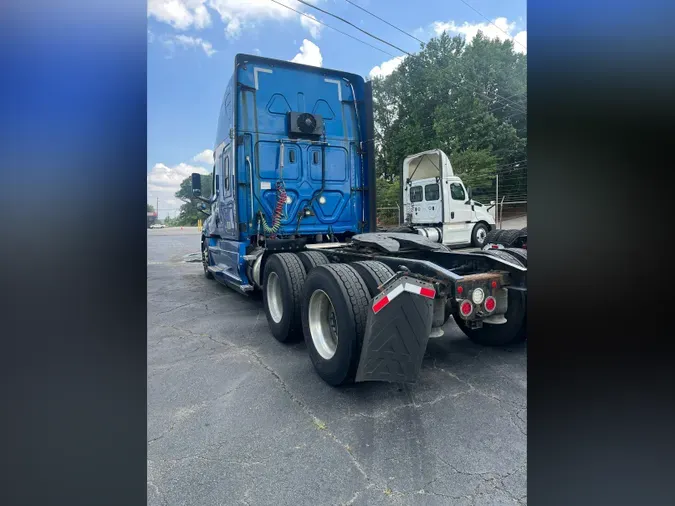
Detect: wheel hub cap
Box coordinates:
(308, 289, 338, 360)
(267, 272, 283, 323)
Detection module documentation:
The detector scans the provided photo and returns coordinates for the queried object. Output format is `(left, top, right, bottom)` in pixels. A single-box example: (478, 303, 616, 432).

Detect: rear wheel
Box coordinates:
(202, 238, 214, 279)
(262, 253, 306, 343)
(297, 250, 329, 273)
(454, 289, 526, 346)
(350, 261, 395, 298)
(301, 264, 370, 386)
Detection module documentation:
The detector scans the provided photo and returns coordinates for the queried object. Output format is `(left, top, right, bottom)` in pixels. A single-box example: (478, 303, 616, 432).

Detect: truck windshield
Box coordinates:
(410, 186, 423, 202)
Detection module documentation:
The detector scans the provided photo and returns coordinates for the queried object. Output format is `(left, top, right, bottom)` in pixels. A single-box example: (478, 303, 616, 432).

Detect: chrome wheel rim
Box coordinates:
(308, 289, 338, 360)
(476, 227, 487, 244)
(266, 272, 283, 323)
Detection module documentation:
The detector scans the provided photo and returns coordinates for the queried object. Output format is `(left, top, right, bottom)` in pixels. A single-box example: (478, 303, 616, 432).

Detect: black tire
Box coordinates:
(262, 253, 307, 343)
(471, 222, 490, 248)
(484, 228, 504, 246)
(454, 289, 526, 346)
(485, 248, 525, 267)
(202, 238, 214, 279)
(297, 250, 330, 273)
(502, 247, 528, 267)
(498, 229, 521, 247)
(350, 261, 395, 298)
(520, 227, 527, 234)
(301, 264, 370, 386)
(389, 225, 416, 234)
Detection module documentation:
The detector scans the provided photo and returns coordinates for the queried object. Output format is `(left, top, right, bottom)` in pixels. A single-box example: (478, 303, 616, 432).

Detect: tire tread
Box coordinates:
(351, 261, 395, 298)
(271, 253, 306, 336)
(297, 250, 330, 272)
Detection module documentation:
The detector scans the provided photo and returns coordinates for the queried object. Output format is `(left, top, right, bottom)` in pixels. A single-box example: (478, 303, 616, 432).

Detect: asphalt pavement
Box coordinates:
(147, 227, 527, 505)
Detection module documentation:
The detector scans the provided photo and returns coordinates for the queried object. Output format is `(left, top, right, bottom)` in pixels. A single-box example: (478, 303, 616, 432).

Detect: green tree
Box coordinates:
(173, 174, 212, 226)
(372, 31, 527, 202)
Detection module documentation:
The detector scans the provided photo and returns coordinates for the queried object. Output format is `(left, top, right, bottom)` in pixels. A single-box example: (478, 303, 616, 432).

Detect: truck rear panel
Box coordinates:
(231, 54, 374, 240)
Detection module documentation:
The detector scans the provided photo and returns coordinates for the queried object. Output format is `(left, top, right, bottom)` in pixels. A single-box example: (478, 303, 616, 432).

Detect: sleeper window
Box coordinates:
(425, 183, 439, 201)
(410, 186, 423, 202)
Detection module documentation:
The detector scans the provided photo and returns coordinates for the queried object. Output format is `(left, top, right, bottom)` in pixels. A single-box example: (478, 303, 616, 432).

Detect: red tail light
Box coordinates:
(491, 280, 498, 289)
(459, 300, 473, 317)
(457, 285, 464, 295)
(484, 296, 496, 312)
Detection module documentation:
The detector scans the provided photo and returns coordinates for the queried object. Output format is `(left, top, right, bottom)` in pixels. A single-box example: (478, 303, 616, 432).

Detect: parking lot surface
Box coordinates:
(148, 228, 527, 505)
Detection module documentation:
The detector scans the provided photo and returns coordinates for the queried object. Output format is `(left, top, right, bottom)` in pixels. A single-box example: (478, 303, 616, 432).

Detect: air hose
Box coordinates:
(260, 142, 287, 236)
(260, 182, 287, 234)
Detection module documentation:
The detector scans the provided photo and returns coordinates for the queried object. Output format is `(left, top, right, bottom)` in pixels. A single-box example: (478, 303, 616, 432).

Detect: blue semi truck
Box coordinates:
(191, 54, 527, 386)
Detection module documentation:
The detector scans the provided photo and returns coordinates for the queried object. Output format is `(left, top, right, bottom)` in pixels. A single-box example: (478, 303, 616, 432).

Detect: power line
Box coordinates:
(452, 0, 527, 52)
(292, 0, 413, 55)
(268, 0, 396, 58)
(292, 0, 526, 116)
(342, 0, 424, 44)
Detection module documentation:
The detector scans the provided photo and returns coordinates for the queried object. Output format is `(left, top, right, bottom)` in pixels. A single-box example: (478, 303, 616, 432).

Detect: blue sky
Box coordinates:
(147, 0, 526, 218)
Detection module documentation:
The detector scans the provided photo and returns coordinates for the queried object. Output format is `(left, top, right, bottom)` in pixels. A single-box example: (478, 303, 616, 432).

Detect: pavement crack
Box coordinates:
(432, 360, 526, 414)
(242, 348, 378, 488)
(339, 483, 376, 506)
(348, 390, 472, 420)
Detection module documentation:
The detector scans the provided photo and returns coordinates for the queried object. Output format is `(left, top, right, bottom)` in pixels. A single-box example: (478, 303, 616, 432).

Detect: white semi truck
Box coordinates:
(397, 149, 496, 248)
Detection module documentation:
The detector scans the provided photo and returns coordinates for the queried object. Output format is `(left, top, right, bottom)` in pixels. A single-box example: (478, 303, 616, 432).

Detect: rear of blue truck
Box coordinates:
(197, 54, 375, 290)
(195, 54, 527, 386)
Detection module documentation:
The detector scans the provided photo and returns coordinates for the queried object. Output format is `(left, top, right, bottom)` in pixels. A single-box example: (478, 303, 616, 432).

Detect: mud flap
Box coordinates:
(355, 281, 434, 383)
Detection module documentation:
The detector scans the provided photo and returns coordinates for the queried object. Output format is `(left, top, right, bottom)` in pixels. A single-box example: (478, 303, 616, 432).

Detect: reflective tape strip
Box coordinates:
(403, 283, 436, 299)
(372, 284, 404, 314)
(372, 281, 435, 313)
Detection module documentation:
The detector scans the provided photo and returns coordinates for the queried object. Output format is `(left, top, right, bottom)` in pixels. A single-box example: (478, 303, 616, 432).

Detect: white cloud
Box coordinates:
(513, 30, 527, 52)
(147, 162, 209, 193)
(433, 17, 527, 54)
(253, 48, 262, 56)
(300, 13, 323, 39)
(208, 0, 294, 39)
(225, 17, 242, 39)
(172, 34, 216, 56)
(148, 0, 212, 31)
(368, 55, 405, 79)
(291, 39, 323, 67)
(148, 162, 210, 218)
(193, 149, 214, 165)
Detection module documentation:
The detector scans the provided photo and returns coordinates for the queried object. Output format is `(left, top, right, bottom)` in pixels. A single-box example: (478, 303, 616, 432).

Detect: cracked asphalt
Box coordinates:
(148, 227, 527, 505)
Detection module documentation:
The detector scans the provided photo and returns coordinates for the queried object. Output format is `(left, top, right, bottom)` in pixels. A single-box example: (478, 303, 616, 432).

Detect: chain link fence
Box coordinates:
(376, 204, 400, 229)
(481, 164, 527, 229)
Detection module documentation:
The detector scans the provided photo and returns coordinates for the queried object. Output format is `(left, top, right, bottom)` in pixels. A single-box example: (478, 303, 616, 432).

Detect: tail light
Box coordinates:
(459, 300, 473, 317)
(484, 296, 496, 312)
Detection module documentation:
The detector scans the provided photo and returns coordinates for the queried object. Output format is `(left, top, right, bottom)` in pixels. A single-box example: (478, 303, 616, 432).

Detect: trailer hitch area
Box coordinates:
(355, 275, 437, 384)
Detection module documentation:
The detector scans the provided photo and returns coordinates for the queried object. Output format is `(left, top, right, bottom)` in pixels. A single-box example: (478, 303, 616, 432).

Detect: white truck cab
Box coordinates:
(402, 149, 496, 248)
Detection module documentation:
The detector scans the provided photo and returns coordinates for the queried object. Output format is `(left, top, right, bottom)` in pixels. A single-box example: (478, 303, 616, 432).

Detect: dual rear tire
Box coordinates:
(261, 252, 394, 385)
